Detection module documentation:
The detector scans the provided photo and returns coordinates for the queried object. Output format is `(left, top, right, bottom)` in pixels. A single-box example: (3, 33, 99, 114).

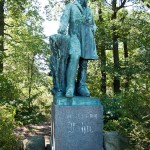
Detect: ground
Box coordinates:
(14, 122, 51, 146)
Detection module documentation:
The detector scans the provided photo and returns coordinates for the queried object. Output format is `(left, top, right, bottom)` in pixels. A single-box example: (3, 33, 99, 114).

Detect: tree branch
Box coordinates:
(4, 23, 14, 27)
(4, 33, 13, 38)
(117, 0, 127, 11)
(4, 33, 22, 43)
(141, 0, 150, 8)
(105, 0, 111, 6)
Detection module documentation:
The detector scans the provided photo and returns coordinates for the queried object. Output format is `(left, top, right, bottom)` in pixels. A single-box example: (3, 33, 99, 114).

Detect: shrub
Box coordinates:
(0, 105, 20, 150)
(102, 91, 150, 150)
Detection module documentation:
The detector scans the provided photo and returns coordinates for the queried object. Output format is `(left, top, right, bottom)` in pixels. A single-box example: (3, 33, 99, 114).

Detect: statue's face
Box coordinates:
(78, 0, 88, 7)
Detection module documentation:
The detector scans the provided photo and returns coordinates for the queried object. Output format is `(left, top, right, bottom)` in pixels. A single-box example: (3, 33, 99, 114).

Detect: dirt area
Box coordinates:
(14, 122, 51, 146)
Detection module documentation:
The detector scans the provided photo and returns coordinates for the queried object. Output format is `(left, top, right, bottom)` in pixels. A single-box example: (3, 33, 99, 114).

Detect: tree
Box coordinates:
(110, 0, 130, 93)
(0, 0, 51, 124)
(97, 3, 107, 94)
(0, 0, 4, 73)
(92, 1, 150, 148)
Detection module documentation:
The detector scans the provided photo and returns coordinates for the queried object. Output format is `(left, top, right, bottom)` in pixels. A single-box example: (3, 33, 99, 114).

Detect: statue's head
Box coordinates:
(77, 0, 88, 7)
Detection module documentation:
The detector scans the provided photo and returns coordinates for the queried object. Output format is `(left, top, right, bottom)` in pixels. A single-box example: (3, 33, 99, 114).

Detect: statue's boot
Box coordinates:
(77, 59, 90, 97)
(65, 55, 80, 98)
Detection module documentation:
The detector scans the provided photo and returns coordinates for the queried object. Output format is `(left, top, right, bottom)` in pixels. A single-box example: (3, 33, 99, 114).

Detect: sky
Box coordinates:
(35, 0, 59, 73)
(38, 0, 59, 36)
(37, 0, 135, 36)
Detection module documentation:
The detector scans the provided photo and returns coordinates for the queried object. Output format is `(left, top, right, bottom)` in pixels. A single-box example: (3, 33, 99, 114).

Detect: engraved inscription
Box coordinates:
(66, 113, 98, 120)
(90, 114, 98, 119)
(67, 122, 94, 134)
(67, 122, 75, 133)
(66, 113, 98, 134)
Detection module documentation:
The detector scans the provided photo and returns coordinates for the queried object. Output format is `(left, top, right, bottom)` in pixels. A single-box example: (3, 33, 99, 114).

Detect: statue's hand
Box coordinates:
(58, 25, 67, 35)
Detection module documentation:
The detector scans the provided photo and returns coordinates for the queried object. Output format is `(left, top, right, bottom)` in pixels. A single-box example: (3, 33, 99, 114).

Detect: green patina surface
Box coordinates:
(53, 96, 101, 106)
(50, 0, 98, 98)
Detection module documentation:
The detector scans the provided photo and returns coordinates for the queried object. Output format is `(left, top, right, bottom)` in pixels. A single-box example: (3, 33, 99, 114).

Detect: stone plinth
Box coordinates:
(51, 96, 103, 150)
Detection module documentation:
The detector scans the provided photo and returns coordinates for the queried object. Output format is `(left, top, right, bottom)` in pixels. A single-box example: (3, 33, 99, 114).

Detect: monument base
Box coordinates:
(51, 96, 103, 150)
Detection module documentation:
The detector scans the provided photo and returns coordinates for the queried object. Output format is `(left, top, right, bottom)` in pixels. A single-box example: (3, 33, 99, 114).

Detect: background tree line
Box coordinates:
(0, 0, 51, 149)
(87, 0, 149, 149)
(0, 0, 149, 149)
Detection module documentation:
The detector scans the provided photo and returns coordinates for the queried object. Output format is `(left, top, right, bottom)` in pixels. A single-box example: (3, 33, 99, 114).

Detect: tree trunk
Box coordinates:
(111, 0, 121, 94)
(28, 54, 35, 110)
(123, 39, 129, 89)
(112, 29, 120, 93)
(100, 44, 106, 94)
(98, 4, 107, 94)
(124, 40, 128, 58)
(0, 0, 4, 73)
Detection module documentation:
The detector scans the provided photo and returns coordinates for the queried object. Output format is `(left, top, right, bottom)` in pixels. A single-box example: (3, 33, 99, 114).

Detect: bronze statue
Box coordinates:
(50, 0, 98, 98)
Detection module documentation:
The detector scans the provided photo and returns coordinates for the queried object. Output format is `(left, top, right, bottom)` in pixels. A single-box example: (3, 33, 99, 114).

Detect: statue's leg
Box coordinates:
(65, 54, 80, 98)
(76, 58, 90, 97)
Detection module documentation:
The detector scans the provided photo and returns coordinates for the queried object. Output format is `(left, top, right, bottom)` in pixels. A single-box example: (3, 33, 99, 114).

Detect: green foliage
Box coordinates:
(97, 85, 149, 149)
(0, 0, 149, 149)
(121, 87, 149, 149)
(0, 74, 20, 103)
(87, 60, 101, 97)
(15, 105, 47, 125)
(0, 0, 52, 125)
(0, 105, 20, 150)
(101, 88, 150, 149)
(88, 1, 150, 149)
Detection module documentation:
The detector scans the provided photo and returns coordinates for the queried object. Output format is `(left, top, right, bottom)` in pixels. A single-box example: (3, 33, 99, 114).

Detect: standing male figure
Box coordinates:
(58, 0, 98, 98)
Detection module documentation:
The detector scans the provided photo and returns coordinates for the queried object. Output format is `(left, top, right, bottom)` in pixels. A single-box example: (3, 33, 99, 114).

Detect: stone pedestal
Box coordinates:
(51, 96, 103, 150)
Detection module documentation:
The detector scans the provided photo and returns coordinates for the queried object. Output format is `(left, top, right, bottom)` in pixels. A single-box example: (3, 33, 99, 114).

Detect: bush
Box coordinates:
(0, 105, 20, 150)
(0, 74, 20, 103)
(102, 91, 150, 150)
(120, 90, 150, 150)
(15, 106, 47, 125)
(119, 117, 149, 150)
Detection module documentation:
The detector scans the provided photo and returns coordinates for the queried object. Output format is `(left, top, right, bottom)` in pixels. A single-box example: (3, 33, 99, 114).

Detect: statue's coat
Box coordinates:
(59, 1, 98, 59)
